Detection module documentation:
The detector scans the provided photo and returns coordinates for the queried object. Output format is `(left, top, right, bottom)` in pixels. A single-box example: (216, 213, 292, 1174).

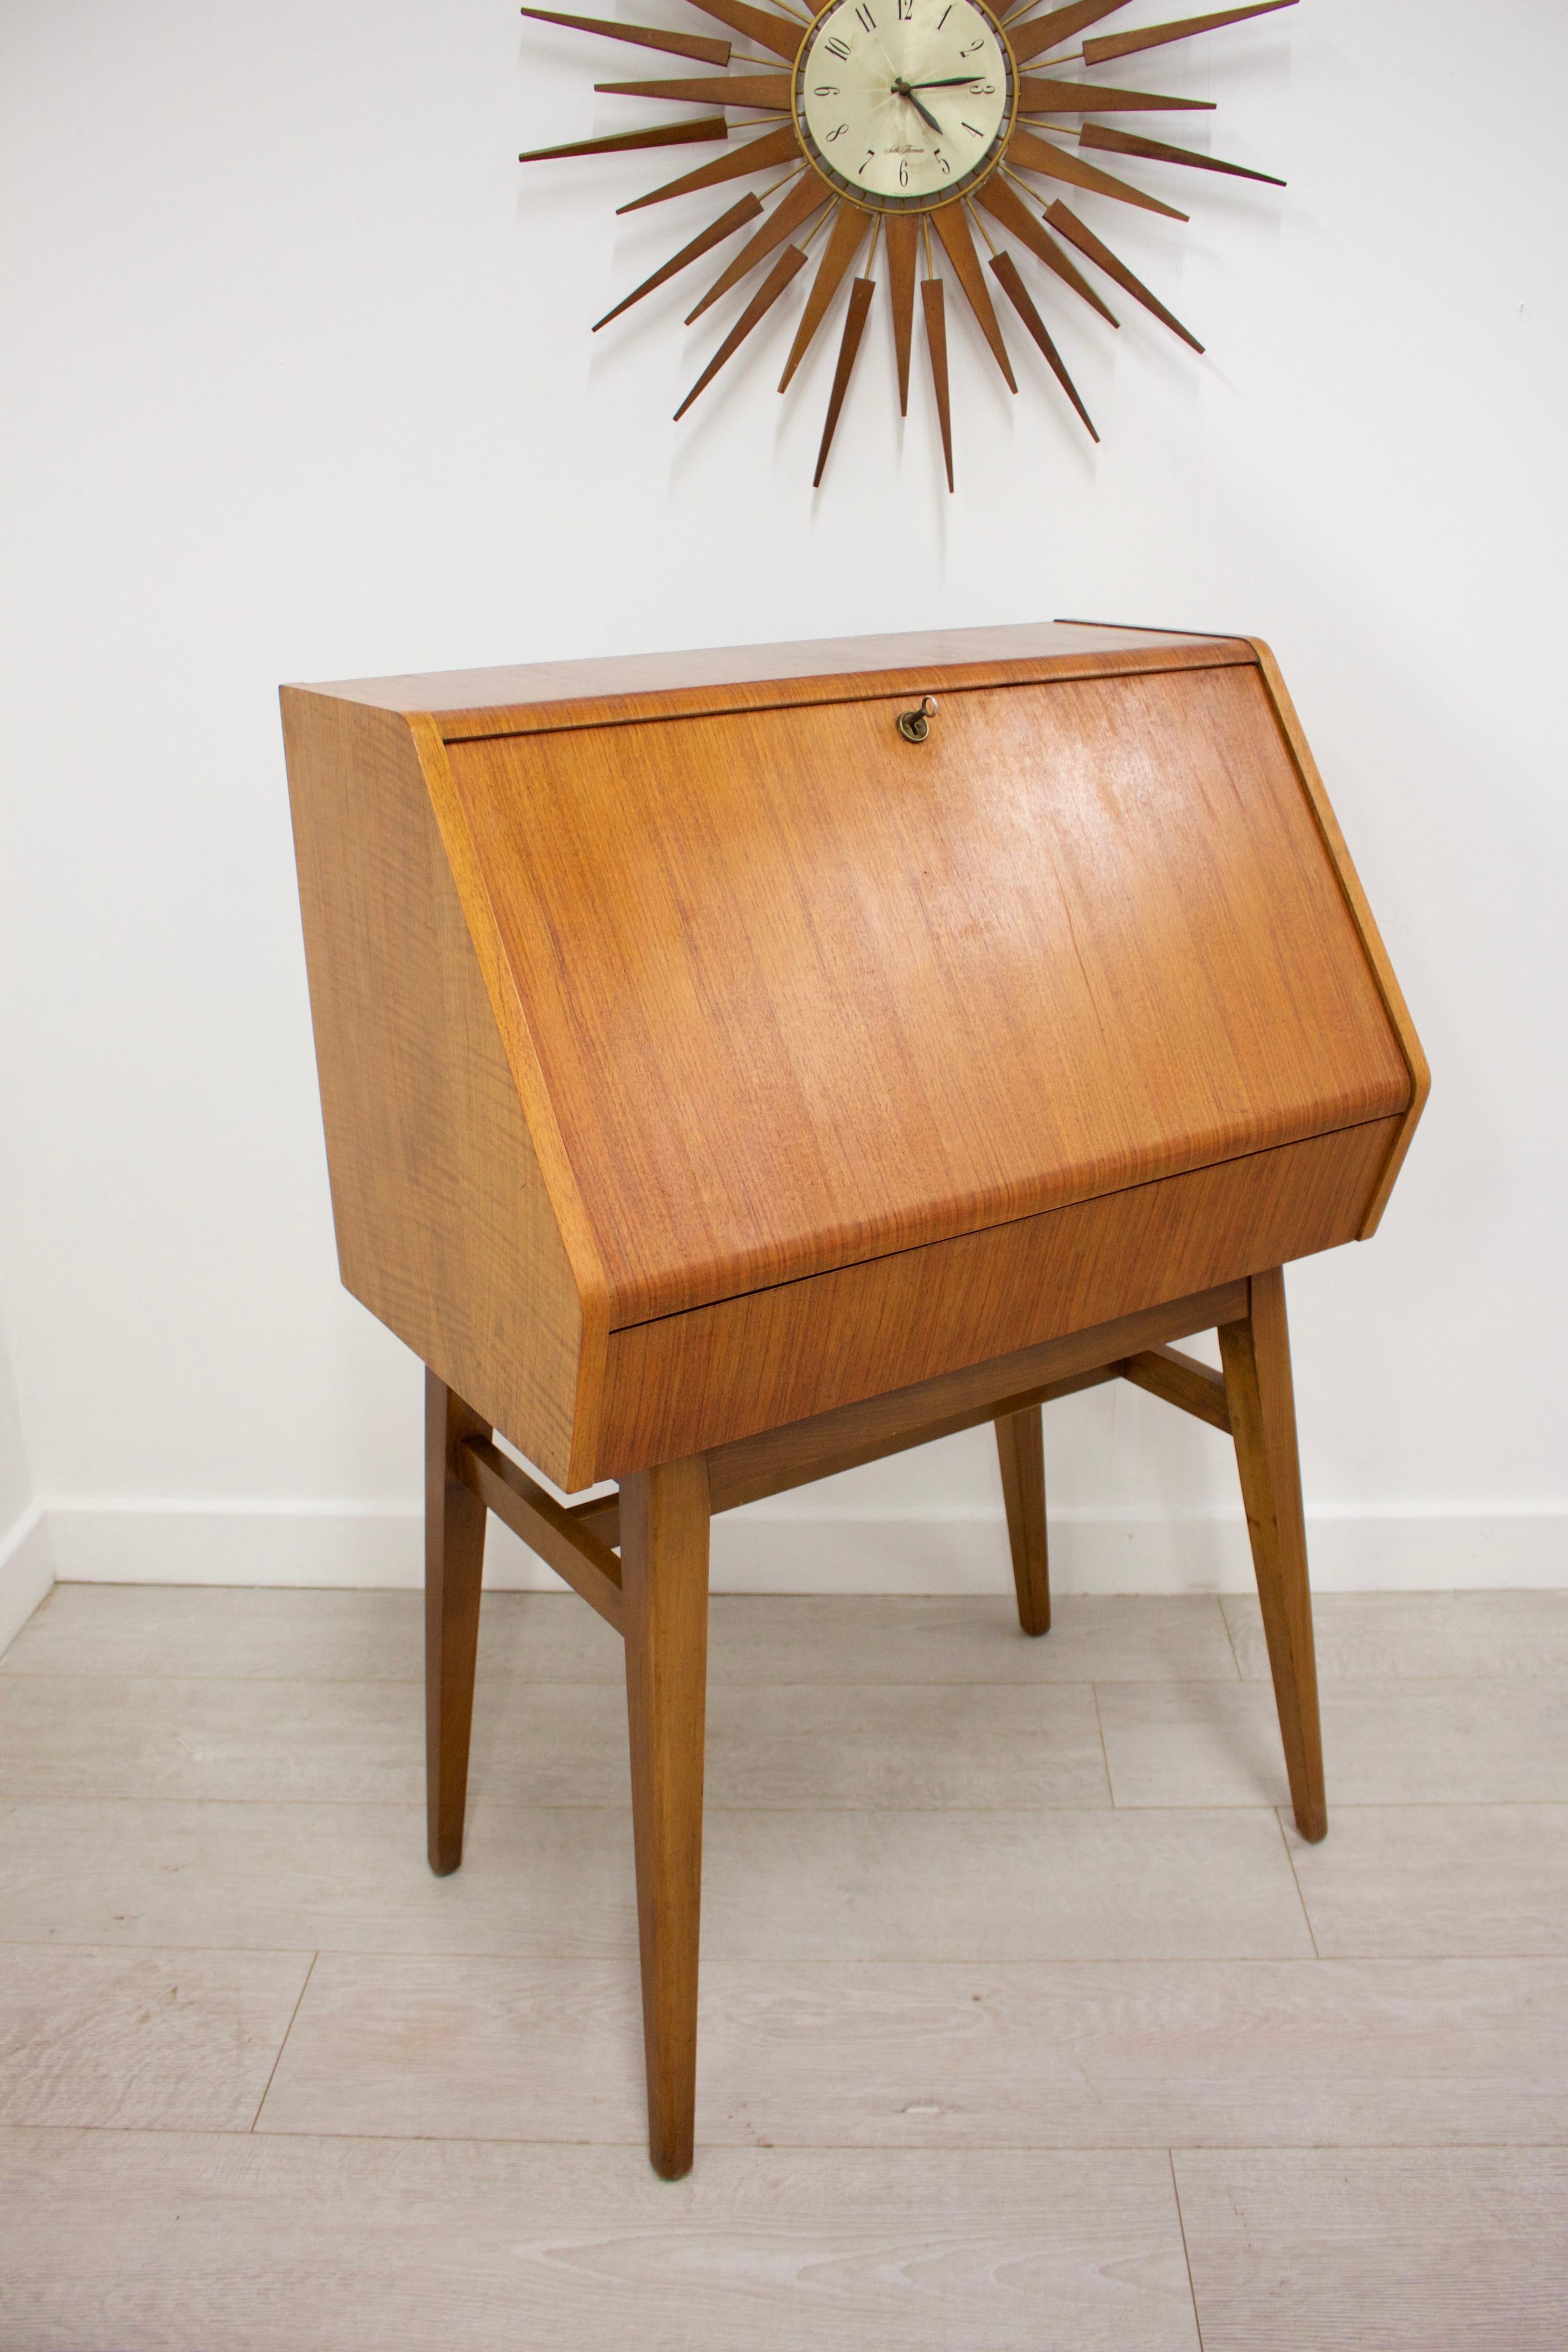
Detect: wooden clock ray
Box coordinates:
(519, 0, 1296, 484)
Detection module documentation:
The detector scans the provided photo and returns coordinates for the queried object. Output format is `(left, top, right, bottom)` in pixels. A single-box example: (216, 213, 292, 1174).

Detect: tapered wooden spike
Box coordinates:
(521, 115, 726, 164)
(1081, 121, 1284, 183)
(886, 214, 918, 415)
(1008, 1, 1133, 64)
(988, 251, 1098, 439)
(1046, 198, 1204, 349)
(684, 0, 804, 62)
(686, 172, 825, 320)
(1084, 0, 1297, 65)
(922, 277, 955, 491)
(932, 204, 1017, 392)
(813, 276, 875, 486)
(977, 176, 1119, 325)
(520, 7, 730, 67)
(1008, 126, 1188, 217)
(778, 204, 868, 391)
(596, 72, 791, 107)
(619, 121, 796, 212)
(1019, 75, 1213, 111)
(594, 193, 763, 329)
(674, 243, 810, 418)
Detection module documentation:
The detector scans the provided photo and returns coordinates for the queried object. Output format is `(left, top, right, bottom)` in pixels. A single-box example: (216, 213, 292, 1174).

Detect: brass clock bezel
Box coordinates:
(790, 0, 1020, 217)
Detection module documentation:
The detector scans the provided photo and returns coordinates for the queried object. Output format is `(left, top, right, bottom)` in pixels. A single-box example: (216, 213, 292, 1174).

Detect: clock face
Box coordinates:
(793, 0, 1016, 214)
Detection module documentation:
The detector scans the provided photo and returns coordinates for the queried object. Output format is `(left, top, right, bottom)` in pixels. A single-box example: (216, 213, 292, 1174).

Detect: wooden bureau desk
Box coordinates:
(282, 621, 1427, 2176)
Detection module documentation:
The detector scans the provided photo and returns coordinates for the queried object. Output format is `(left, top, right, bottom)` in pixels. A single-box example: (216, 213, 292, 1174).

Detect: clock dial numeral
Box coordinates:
(854, 4, 876, 28)
(961, 35, 983, 50)
(899, 157, 910, 184)
(827, 121, 848, 139)
(897, 0, 913, 16)
(961, 118, 982, 135)
(813, 83, 839, 93)
(824, 35, 850, 58)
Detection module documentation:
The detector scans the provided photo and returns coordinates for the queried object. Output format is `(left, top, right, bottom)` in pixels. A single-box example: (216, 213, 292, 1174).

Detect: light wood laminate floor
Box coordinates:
(2, 1582, 1566, 2350)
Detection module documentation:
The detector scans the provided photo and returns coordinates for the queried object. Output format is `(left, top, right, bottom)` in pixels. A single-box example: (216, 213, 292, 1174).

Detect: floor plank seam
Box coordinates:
(1090, 1680, 1117, 1804)
(1168, 2148, 1207, 2352)
(248, 1952, 317, 2133)
(1273, 1807, 1323, 1957)
(1216, 1594, 1245, 1681)
(5, 2124, 1565, 2153)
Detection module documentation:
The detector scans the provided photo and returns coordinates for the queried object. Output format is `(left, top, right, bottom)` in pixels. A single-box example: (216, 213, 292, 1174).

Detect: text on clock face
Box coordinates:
(794, 0, 1014, 212)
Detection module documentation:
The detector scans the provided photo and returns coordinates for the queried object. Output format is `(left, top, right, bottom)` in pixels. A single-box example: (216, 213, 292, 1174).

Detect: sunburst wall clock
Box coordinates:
(520, 0, 1293, 486)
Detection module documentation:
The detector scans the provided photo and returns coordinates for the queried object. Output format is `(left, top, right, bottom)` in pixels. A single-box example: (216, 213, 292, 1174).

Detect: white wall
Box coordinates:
(0, 0, 1563, 1596)
(0, 1305, 49, 1649)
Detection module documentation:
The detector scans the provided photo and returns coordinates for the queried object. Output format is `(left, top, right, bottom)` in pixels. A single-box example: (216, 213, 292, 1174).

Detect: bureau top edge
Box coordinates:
(285, 623, 1255, 742)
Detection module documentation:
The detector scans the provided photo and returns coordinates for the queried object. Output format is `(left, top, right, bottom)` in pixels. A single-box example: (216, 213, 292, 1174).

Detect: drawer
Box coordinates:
(592, 1115, 1399, 1474)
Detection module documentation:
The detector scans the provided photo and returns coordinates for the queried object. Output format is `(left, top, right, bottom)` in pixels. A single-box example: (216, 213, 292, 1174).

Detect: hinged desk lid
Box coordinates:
(422, 639, 1411, 1327)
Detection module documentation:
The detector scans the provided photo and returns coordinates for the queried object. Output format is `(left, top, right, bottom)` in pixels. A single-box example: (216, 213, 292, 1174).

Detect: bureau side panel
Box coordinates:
(596, 1118, 1397, 1473)
(282, 690, 582, 1483)
(1246, 640, 1430, 1237)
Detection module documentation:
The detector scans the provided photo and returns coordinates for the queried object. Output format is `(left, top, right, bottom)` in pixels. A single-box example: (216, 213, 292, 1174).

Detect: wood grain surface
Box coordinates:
(424, 1373, 490, 1875)
(1082, 0, 1297, 68)
(285, 625, 1423, 1497)
(700, 1282, 1245, 1512)
(922, 274, 955, 490)
(989, 249, 1099, 438)
(978, 177, 1121, 322)
(685, 171, 828, 321)
(297, 619, 1248, 734)
(448, 663, 1409, 1330)
(1246, 639, 1429, 1233)
(1044, 197, 1204, 348)
(997, 1407, 1051, 1635)
(933, 201, 1018, 390)
(886, 212, 918, 411)
(596, 1120, 1396, 1471)
(519, 6, 731, 66)
(1219, 1270, 1326, 1841)
(621, 1457, 711, 2177)
(280, 693, 585, 1483)
(591, 191, 763, 331)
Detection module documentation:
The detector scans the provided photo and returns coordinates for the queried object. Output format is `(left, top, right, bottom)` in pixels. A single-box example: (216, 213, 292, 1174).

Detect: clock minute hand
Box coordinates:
(907, 75, 983, 86)
(890, 76, 945, 134)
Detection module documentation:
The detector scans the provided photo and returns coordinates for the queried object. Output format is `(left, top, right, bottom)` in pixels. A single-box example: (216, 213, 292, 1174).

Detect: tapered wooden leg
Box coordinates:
(425, 1368, 490, 1877)
(620, 1455, 711, 2180)
(996, 1406, 1050, 1636)
(1218, 1269, 1327, 1843)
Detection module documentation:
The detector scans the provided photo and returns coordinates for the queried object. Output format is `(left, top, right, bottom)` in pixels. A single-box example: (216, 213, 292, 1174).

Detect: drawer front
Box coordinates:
(593, 1118, 1398, 1474)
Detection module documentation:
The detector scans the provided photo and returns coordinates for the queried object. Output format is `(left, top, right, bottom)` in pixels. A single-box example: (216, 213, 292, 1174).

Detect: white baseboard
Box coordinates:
(40, 1496, 1568, 1594)
(0, 1501, 54, 1654)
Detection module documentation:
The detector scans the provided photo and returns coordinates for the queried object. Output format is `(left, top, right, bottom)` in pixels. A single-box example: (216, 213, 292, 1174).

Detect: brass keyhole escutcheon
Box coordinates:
(897, 695, 938, 744)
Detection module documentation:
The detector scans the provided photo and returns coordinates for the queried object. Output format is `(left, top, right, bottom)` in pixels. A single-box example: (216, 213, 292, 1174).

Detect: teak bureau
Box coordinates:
(282, 620, 1428, 2177)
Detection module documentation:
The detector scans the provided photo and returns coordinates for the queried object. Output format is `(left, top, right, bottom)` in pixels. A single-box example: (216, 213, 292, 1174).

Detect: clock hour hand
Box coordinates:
(907, 75, 984, 86)
(890, 76, 945, 134)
